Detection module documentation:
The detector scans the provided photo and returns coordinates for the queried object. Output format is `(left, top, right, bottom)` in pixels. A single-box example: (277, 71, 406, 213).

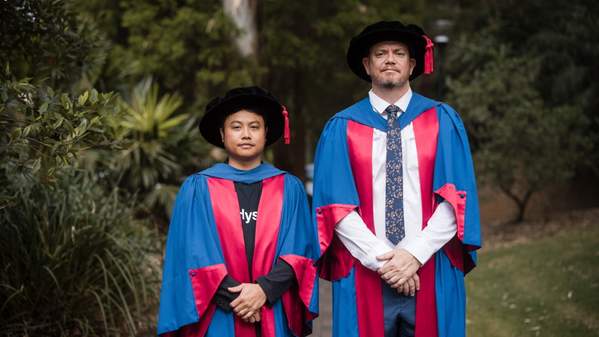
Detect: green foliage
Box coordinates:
(1, 2, 160, 334)
(448, 44, 590, 222)
(104, 77, 201, 217)
(0, 170, 159, 337)
(0, 69, 118, 186)
(72, 0, 435, 177)
(495, 0, 599, 174)
(70, 0, 257, 194)
(0, 0, 108, 91)
(0, 71, 160, 334)
(113, 77, 187, 190)
(467, 224, 599, 336)
(73, 0, 254, 110)
(258, 0, 430, 175)
(445, 0, 599, 176)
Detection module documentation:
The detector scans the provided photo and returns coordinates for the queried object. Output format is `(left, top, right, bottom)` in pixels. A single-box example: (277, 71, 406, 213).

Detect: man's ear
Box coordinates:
(219, 128, 224, 143)
(409, 58, 416, 75)
(362, 57, 371, 76)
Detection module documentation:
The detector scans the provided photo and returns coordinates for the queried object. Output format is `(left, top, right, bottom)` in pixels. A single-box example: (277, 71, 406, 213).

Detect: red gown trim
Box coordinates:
(207, 177, 256, 337)
(252, 175, 285, 337)
(413, 107, 440, 337)
(280, 254, 318, 336)
(207, 175, 297, 337)
(346, 120, 386, 337)
(316, 203, 356, 280)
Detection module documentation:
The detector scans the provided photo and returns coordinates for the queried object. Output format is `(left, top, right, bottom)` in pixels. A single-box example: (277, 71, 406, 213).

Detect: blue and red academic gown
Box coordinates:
(313, 93, 482, 337)
(157, 163, 319, 337)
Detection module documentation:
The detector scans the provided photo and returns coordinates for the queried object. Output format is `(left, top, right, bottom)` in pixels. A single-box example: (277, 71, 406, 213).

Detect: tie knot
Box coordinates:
(385, 105, 401, 121)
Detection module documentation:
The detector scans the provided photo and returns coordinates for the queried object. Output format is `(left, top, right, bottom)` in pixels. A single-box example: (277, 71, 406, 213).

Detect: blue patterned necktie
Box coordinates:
(385, 104, 405, 245)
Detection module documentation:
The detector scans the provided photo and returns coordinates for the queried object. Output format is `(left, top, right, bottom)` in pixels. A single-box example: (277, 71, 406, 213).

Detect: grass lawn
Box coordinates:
(466, 224, 599, 336)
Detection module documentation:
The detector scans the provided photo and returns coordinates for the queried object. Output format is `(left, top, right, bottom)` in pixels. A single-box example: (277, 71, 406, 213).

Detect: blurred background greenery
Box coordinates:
(1, 0, 598, 336)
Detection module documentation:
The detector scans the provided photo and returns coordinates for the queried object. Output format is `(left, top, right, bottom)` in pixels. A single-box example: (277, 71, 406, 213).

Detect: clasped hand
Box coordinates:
(377, 248, 422, 296)
(228, 283, 267, 323)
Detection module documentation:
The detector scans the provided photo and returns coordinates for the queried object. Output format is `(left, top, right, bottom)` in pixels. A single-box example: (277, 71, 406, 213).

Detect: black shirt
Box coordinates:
(214, 181, 295, 311)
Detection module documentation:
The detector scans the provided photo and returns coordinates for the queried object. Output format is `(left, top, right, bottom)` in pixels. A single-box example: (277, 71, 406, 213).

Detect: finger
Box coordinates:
(233, 303, 248, 314)
(400, 283, 410, 296)
(392, 277, 408, 289)
(247, 315, 256, 324)
(242, 310, 255, 320)
(376, 251, 394, 261)
(407, 278, 416, 296)
(255, 312, 261, 322)
(405, 283, 412, 296)
(385, 273, 402, 284)
(379, 263, 395, 274)
(228, 285, 244, 293)
(237, 307, 250, 317)
(413, 274, 420, 291)
(230, 296, 243, 307)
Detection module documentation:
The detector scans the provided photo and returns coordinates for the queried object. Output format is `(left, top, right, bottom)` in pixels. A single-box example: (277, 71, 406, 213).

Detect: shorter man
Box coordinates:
(158, 87, 319, 337)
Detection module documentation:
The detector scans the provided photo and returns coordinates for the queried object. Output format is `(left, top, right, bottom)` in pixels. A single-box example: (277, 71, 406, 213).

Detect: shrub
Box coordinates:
(0, 170, 159, 336)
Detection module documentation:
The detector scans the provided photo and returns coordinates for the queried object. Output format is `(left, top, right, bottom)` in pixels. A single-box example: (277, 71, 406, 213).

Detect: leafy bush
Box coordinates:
(113, 77, 188, 193)
(105, 77, 199, 220)
(0, 0, 108, 91)
(0, 72, 118, 186)
(0, 170, 159, 337)
(1, 73, 160, 336)
(1, 2, 162, 335)
(448, 45, 590, 222)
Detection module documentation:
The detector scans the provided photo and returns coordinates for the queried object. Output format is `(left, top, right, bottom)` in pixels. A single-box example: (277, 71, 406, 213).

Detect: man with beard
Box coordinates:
(313, 21, 481, 337)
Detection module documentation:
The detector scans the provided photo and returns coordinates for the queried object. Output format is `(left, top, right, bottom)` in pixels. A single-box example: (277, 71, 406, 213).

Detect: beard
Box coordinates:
(370, 69, 408, 89)
(378, 76, 406, 89)
(381, 79, 400, 89)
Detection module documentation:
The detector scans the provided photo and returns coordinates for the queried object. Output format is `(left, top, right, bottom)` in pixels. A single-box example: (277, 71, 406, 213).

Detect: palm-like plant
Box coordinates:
(115, 77, 189, 192)
(110, 78, 196, 221)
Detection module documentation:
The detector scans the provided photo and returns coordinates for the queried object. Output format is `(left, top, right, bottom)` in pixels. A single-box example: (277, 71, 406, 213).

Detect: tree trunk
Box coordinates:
(500, 184, 534, 224)
(222, 0, 258, 57)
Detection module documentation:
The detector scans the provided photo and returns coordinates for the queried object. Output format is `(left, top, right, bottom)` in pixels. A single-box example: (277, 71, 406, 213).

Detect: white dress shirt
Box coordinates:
(334, 89, 457, 271)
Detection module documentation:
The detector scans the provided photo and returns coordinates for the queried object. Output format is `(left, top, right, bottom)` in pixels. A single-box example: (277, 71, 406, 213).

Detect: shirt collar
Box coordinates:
(368, 88, 412, 116)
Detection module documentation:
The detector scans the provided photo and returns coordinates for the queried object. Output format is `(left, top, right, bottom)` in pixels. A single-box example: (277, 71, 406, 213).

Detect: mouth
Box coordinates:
(238, 143, 255, 149)
(382, 69, 399, 73)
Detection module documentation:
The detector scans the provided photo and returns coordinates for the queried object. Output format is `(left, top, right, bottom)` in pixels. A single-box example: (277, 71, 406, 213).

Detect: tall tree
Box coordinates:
(444, 0, 599, 173)
(446, 32, 592, 222)
(437, 0, 599, 220)
(256, 0, 429, 178)
(74, 0, 436, 179)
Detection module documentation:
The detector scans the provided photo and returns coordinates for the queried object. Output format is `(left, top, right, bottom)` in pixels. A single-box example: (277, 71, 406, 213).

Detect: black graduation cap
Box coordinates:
(346, 20, 435, 82)
(199, 86, 290, 148)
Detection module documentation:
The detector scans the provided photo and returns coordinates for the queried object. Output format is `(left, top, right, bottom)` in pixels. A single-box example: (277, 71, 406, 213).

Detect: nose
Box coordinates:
(241, 126, 251, 139)
(385, 53, 397, 64)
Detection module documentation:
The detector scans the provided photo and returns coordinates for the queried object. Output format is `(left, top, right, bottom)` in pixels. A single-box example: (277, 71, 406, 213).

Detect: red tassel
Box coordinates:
(423, 35, 434, 74)
(282, 105, 291, 144)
